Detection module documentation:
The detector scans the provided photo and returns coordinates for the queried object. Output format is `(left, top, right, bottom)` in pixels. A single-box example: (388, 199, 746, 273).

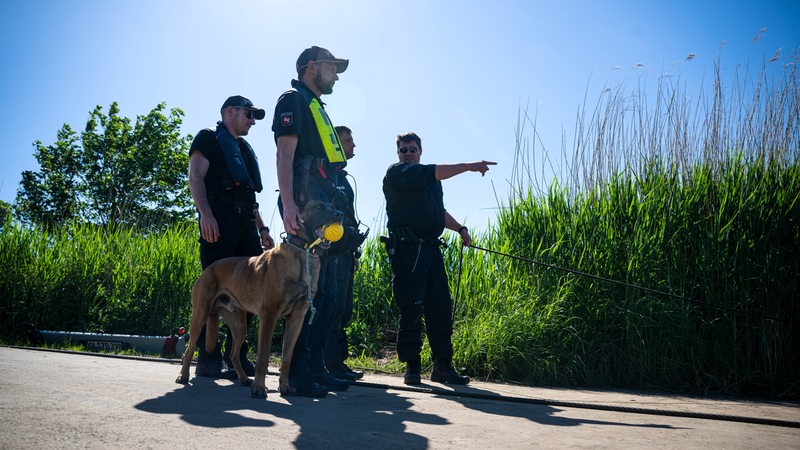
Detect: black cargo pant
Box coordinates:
(289, 254, 338, 381)
(325, 250, 356, 369)
(390, 240, 454, 365)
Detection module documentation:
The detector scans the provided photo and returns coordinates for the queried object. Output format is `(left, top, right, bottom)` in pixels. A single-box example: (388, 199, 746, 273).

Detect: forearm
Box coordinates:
(188, 157, 212, 216)
(189, 180, 211, 215)
(189, 153, 219, 243)
(444, 211, 462, 231)
(435, 160, 497, 180)
(434, 163, 470, 181)
(255, 210, 266, 231)
(445, 210, 471, 246)
(255, 210, 275, 250)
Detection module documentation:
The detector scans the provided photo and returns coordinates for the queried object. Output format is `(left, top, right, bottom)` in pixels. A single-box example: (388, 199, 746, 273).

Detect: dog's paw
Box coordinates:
(250, 386, 267, 399)
(175, 374, 189, 384)
(240, 377, 253, 387)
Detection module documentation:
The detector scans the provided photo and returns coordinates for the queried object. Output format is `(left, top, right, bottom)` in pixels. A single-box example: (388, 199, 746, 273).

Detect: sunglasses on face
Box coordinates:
(398, 147, 419, 154)
(234, 107, 256, 120)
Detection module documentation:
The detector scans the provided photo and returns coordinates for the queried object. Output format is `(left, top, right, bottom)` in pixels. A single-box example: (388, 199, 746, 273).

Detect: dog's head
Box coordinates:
(295, 200, 343, 250)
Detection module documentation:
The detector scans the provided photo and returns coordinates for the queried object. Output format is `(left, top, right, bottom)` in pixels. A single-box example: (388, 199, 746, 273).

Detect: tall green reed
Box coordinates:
(460, 55, 799, 395)
(349, 238, 396, 356)
(344, 56, 798, 396)
(0, 219, 199, 340)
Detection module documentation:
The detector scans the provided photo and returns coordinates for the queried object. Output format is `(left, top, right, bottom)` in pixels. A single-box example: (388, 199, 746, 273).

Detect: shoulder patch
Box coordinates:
(281, 112, 293, 127)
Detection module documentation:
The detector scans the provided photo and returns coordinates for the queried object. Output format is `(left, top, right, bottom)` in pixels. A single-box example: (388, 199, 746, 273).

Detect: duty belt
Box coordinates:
(389, 228, 444, 247)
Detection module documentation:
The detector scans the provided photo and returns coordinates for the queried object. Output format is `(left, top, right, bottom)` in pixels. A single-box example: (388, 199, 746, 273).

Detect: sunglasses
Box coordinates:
(234, 107, 256, 120)
(398, 147, 419, 154)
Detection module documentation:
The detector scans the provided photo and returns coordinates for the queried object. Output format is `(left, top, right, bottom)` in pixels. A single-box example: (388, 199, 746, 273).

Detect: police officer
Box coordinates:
(272, 46, 351, 397)
(325, 125, 366, 381)
(382, 132, 496, 385)
(188, 95, 274, 379)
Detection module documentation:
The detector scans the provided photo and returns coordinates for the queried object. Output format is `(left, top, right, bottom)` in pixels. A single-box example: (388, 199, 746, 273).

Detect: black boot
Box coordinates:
(195, 330, 236, 380)
(314, 372, 350, 391)
(404, 359, 421, 385)
(431, 361, 469, 385)
(345, 364, 364, 380)
(285, 377, 328, 398)
(329, 362, 363, 381)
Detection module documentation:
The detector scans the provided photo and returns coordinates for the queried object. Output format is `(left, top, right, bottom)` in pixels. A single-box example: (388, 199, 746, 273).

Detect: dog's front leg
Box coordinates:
(278, 302, 310, 396)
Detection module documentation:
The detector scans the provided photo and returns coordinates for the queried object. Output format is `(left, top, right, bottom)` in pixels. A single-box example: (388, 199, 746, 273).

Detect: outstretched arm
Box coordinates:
(435, 160, 497, 181)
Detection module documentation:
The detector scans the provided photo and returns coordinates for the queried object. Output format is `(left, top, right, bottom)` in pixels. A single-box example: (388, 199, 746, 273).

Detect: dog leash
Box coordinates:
(283, 234, 324, 325)
(284, 234, 320, 325)
(466, 244, 787, 323)
(305, 248, 316, 325)
(292, 223, 344, 326)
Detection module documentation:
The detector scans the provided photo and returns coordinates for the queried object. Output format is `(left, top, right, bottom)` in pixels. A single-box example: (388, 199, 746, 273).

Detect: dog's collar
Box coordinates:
(284, 234, 326, 256)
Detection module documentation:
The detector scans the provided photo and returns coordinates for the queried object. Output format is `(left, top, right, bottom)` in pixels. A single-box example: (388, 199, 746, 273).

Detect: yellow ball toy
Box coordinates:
(323, 223, 344, 242)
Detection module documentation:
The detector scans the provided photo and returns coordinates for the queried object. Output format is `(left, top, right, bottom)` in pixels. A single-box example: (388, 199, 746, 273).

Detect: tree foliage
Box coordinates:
(14, 102, 193, 230)
(0, 199, 11, 225)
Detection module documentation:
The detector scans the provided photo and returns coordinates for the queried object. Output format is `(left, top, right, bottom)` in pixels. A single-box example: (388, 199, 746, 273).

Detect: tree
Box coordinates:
(14, 102, 193, 230)
(0, 199, 11, 225)
(15, 124, 83, 228)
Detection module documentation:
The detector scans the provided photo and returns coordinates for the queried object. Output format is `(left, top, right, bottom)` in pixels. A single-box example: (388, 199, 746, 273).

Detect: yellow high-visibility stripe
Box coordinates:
(309, 97, 346, 163)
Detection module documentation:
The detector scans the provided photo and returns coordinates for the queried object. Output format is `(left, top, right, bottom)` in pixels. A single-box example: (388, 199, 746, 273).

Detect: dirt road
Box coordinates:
(0, 347, 798, 449)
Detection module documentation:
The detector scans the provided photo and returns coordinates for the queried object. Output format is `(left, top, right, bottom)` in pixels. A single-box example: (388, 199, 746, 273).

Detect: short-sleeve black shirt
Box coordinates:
(271, 82, 328, 159)
(189, 129, 257, 203)
(383, 162, 445, 239)
(271, 81, 342, 203)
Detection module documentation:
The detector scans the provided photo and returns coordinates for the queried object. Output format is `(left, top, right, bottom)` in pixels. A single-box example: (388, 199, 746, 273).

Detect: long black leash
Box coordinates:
(461, 244, 786, 323)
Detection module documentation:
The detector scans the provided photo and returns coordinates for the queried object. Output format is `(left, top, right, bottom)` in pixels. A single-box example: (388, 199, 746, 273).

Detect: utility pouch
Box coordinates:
(380, 234, 397, 257)
(234, 200, 257, 229)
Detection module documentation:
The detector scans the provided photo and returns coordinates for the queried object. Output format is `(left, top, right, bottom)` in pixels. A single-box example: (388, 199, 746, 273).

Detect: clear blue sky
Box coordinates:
(1, 0, 798, 234)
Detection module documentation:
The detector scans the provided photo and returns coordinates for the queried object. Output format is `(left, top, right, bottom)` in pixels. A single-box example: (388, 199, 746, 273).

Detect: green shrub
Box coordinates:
(0, 220, 199, 340)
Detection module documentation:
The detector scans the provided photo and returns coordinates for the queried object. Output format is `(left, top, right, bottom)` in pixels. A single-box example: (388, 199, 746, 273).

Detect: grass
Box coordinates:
(0, 220, 199, 340)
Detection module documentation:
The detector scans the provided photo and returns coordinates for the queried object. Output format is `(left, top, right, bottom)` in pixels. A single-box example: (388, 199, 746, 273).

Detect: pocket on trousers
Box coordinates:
(390, 244, 420, 273)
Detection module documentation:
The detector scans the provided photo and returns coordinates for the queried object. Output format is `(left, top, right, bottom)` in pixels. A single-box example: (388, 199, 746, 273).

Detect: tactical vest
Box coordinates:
(214, 121, 262, 192)
(294, 86, 347, 164)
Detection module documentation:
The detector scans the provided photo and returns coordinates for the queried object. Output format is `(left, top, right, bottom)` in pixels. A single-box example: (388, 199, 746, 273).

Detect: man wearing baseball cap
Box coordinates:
(272, 46, 350, 397)
(188, 95, 273, 379)
(295, 46, 349, 75)
(220, 95, 267, 120)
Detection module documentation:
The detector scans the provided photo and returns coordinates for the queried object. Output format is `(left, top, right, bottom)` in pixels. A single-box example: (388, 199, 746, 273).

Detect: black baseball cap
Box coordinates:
(296, 46, 349, 74)
(220, 95, 266, 120)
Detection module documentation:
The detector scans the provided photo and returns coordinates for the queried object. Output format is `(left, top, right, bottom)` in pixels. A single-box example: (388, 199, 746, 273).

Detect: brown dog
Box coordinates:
(175, 200, 342, 399)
